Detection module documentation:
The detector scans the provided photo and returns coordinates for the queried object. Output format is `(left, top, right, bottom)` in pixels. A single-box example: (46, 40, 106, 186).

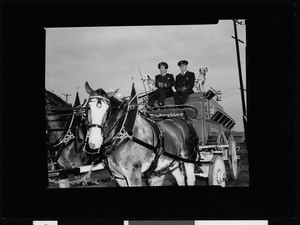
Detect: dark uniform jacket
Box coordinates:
(175, 71, 195, 93)
(155, 73, 175, 89)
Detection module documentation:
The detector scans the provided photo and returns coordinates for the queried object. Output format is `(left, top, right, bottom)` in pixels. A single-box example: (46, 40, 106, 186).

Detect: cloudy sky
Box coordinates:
(45, 20, 246, 131)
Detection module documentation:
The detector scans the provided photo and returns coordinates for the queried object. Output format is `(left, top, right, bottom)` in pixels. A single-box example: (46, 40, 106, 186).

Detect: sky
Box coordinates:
(45, 20, 246, 131)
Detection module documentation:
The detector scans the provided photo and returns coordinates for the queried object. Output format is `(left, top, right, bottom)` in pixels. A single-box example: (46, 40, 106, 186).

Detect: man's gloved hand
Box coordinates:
(181, 87, 187, 92)
(158, 82, 167, 88)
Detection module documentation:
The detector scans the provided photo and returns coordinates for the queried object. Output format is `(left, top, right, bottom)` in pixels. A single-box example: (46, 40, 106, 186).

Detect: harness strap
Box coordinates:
(129, 118, 201, 165)
(130, 130, 201, 167)
(131, 136, 158, 152)
(162, 152, 202, 164)
(185, 119, 199, 147)
(47, 107, 77, 148)
(75, 125, 79, 153)
(47, 116, 85, 165)
(101, 96, 138, 155)
(88, 124, 104, 132)
(101, 113, 126, 149)
(142, 117, 164, 177)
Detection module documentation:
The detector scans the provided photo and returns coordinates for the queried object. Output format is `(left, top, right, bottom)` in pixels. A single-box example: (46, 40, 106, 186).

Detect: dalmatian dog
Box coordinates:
(193, 67, 208, 92)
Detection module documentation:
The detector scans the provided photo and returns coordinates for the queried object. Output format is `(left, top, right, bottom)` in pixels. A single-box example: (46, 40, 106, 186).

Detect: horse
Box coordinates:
(84, 82, 198, 187)
(45, 90, 91, 175)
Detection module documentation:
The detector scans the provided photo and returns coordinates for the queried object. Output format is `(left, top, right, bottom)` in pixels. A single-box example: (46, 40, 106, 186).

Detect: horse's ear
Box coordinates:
(85, 82, 93, 94)
(107, 88, 119, 98)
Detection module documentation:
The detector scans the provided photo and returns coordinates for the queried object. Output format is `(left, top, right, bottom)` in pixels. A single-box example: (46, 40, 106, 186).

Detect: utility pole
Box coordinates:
(232, 19, 247, 141)
(62, 93, 71, 103)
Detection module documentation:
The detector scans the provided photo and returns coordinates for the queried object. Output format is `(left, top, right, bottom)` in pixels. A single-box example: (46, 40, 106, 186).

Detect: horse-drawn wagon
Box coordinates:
(144, 90, 240, 187)
(46, 84, 240, 187)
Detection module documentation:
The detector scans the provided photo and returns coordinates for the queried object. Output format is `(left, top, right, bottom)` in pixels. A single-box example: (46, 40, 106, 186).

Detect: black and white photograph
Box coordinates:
(45, 20, 249, 188)
(1, 0, 295, 223)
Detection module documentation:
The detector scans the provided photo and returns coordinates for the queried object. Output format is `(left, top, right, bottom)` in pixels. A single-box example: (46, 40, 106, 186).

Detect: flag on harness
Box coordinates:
(73, 92, 81, 107)
(125, 83, 138, 135)
(129, 82, 137, 106)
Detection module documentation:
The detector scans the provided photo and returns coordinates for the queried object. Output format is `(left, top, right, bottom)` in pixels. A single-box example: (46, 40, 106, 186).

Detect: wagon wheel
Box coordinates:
(208, 155, 226, 187)
(228, 134, 239, 180)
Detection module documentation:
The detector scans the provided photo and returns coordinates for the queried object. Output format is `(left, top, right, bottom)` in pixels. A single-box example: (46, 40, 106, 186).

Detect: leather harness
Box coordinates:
(46, 107, 86, 166)
(85, 93, 202, 182)
(85, 92, 166, 178)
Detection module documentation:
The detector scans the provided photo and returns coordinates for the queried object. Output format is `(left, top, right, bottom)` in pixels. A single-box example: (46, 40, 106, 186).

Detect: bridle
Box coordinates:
(84, 93, 131, 156)
(86, 95, 111, 134)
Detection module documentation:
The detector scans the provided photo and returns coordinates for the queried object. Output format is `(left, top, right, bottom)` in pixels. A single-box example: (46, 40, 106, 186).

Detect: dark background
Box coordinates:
(1, 0, 296, 224)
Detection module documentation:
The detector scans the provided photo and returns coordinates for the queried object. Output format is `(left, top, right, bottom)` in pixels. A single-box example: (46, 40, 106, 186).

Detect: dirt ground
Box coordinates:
(48, 147, 249, 188)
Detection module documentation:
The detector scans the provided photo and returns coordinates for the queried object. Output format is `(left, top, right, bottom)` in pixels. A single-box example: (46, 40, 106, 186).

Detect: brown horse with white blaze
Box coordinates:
(85, 82, 198, 186)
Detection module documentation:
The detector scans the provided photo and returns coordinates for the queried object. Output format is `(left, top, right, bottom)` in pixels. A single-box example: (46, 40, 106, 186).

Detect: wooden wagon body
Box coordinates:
(144, 92, 240, 186)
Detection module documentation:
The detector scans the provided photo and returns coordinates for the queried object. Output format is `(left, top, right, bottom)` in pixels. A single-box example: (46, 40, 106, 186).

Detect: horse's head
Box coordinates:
(85, 82, 119, 150)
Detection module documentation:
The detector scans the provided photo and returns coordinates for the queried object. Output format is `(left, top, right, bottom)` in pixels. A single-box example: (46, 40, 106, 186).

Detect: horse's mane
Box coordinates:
(45, 89, 69, 107)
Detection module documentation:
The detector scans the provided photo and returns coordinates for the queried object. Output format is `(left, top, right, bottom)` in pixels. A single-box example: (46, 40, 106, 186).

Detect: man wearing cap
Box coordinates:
(172, 60, 195, 105)
(148, 62, 175, 107)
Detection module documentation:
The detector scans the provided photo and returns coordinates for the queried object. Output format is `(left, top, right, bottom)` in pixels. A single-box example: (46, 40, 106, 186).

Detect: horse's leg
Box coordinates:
(147, 175, 165, 186)
(171, 163, 186, 186)
(125, 164, 142, 187)
(115, 179, 128, 187)
(184, 163, 196, 186)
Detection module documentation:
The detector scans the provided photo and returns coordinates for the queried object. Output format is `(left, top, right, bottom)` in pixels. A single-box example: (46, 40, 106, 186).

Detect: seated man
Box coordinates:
(148, 62, 175, 107)
(173, 60, 195, 105)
